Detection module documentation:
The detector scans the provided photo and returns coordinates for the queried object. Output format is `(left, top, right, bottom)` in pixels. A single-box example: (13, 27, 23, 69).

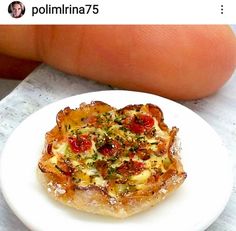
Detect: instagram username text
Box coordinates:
(32, 4, 99, 16)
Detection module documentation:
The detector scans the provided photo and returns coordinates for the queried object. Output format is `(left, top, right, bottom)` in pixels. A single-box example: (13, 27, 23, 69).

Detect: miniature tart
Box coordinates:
(38, 101, 187, 218)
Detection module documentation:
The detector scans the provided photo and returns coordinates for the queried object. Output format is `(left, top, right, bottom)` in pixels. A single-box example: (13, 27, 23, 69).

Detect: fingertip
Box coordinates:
(10, 25, 234, 100)
(77, 25, 236, 100)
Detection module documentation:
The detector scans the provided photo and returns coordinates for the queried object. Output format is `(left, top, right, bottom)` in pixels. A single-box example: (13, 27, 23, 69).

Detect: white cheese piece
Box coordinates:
(52, 142, 68, 155)
(130, 170, 151, 184)
(93, 177, 107, 187)
(49, 156, 58, 164)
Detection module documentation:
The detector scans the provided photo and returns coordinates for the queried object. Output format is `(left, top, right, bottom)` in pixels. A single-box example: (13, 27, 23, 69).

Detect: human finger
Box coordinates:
(0, 25, 235, 99)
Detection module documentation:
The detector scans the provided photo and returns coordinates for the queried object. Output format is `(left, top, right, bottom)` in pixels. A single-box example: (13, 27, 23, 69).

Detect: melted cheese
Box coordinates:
(93, 177, 107, 187)
(52, 142, 68, 155)
(48, 106, 173, 198)
(130, 170, 151, 184)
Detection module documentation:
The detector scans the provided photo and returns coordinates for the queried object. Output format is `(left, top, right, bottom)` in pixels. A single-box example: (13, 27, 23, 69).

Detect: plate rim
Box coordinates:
(0, 90, 233, 231)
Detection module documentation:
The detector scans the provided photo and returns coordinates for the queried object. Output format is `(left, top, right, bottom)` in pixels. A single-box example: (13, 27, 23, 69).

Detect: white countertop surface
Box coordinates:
(0, 64, 235, 231)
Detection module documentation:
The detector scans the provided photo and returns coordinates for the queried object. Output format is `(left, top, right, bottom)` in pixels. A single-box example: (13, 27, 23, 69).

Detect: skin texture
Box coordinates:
(0, 25, 235, 100)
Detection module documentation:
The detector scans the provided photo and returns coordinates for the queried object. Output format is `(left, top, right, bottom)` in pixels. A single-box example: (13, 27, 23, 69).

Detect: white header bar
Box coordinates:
(0, 0, 235, 24)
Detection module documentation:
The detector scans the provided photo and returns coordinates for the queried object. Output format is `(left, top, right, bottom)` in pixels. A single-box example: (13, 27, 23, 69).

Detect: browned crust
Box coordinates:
(56, 101, 114, 131)
(38, 101, 187, 218)
(37, 167, 186, 218)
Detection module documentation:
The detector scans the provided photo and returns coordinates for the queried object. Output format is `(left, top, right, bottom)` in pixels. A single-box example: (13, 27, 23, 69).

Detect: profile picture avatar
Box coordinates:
(8, 1, 25, 18)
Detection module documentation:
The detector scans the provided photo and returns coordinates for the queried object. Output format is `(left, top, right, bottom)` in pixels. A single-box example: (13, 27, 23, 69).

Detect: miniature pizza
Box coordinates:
(38, 101, 187, 218)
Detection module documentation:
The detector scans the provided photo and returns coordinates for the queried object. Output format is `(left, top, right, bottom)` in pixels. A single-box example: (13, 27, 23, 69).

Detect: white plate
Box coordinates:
(0, 90, 233, 231)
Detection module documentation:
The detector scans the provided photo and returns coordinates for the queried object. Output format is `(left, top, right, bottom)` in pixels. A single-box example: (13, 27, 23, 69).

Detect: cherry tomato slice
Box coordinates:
(68, 135, 92, 153)
(98, 140, 120, 157)
(129, 114, 154, 134)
